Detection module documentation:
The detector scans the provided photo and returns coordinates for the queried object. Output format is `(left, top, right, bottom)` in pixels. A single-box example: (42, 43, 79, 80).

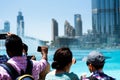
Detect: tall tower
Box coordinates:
(51, 18, 58, 41)
(4, 21, 10, 32)
(92, 0, 120, 43)
(74, 14, 82, 37)
(17, 11, 24, 37)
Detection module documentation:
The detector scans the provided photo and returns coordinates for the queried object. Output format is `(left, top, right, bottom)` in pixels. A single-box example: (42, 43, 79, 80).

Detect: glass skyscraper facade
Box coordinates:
(74, 14, 82, 37)
(92, 0, 120, 43)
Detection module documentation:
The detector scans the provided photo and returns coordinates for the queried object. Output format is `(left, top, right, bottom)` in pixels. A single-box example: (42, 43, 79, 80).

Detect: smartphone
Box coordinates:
(0, 33, 7, 39)
(37, 46, 41, 52)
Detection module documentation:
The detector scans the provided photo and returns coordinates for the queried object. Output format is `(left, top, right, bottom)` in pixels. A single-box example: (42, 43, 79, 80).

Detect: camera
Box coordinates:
(37, 46, 41, 52)
(0, 33, 7, 39)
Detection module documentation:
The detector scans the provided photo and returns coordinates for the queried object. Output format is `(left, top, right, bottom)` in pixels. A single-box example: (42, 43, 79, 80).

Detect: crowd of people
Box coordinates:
(0, 33, 115, 80)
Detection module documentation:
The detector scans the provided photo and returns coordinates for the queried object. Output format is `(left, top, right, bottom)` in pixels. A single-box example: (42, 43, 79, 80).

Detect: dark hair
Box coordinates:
(23, 43, 28, 54)
(52, 47, 73, 70)
(86, 61, 105, 70)
(5, 34, 23, 57)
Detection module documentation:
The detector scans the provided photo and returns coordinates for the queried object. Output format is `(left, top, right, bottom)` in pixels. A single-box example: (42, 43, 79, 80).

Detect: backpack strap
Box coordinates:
(25, 59, 33, 75)
(0, 59, 33, 79)
(0, 63, 19, 80)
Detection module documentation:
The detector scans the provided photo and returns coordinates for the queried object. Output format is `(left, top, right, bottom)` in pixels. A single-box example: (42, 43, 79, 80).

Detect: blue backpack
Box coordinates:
(0, 59, 34, 80)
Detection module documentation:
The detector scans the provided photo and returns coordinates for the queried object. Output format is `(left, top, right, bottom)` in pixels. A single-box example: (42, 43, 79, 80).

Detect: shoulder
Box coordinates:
(105, 75, 116, 80)
(86, 76, 98, 80)
(32, 59, 47, 65)
(100, 73, 115, 80)
(46, 70, 55, 76)
(46, 71, 79, 80)
(45, 70, 56, 80)
(87, 73, 115, 80)
(66, 72, 79, 80)
(32, 59, 48, 69)
(31, 59, 48, 79)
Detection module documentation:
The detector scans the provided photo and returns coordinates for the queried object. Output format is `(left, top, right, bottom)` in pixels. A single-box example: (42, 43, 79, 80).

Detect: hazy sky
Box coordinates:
(0, 0, 92, 41)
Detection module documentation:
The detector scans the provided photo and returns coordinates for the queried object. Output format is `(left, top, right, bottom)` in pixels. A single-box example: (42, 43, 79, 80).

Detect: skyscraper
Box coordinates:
(4, 21, 10, 32)
(92, 0, 120, 43)
(74, 14, 82, 37)
(0, 21, 10, 33)
(17, 11, 24, 36)
(64, 20, 75, 37)
(51, 18, 58, 41)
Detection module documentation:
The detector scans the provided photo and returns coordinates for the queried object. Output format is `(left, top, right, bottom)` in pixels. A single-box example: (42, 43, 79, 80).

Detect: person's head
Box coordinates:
(23, 43, 28, 55)
(86, 51, 105, 72)
(52, 47, 73, 71)
(30, 55, 36, 60)
(5, 34, 23, 58)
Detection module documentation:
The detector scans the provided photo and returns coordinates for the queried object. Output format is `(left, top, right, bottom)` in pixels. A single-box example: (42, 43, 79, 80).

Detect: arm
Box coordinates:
(32, 46, 48, 80)
(41, 46, 48, 61)
(38, 46, 49, 80)
(39, 62, 50, 80)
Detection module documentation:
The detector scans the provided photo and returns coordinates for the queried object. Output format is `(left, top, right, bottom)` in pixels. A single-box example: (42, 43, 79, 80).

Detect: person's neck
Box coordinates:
(55, 69, 68, 74)
(55, 63, 71, 74)
(93, 69, 103, 73)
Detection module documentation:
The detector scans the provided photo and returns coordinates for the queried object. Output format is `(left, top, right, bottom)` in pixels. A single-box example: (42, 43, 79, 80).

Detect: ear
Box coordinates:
(88, 64, 95, 72)
(89, 64, 92, 67)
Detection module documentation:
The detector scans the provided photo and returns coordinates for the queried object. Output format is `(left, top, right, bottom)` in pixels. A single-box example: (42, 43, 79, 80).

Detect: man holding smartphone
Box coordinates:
(0, 33, 49, 80)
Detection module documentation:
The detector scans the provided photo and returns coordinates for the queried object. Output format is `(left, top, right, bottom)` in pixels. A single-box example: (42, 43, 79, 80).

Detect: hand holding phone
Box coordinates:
(37, 46, 41, 52)
(37, 46, 48, 60)
(0, 33, 7, 39)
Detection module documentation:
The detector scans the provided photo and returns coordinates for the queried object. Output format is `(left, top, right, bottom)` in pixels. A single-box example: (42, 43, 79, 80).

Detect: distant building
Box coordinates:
(74, 14, 82, 37)
(4, 21, 10, 33)
(0, 21, 10, 33)
(64, 20, 75, 37)
(52, 36, 80, 49)
(51, 18, 58, 41)
(17, 11, 24, 37)
(92, 0, 120, 43)
(0, 21, 10, 49)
